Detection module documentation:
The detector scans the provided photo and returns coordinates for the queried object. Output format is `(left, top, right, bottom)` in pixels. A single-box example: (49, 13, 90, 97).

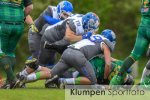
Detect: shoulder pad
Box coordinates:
(103, 39, 115, 52)
(48, 6, 59, 19)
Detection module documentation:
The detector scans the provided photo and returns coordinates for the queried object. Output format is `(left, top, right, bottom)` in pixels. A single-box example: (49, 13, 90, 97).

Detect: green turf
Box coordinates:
(0, 80, 65, 100)
(0, 79, 140, 100)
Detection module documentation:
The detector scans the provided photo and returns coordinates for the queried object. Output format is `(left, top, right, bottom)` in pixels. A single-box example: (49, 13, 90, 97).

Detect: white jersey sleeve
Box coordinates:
(69, 39, 95, 49)
(48, 6, 59, 19)
(90, 35, 115, 52)
(68, 14, 85, 35)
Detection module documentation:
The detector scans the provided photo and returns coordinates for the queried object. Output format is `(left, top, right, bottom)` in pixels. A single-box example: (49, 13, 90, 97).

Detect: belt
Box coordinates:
(0, 21, 23, 25)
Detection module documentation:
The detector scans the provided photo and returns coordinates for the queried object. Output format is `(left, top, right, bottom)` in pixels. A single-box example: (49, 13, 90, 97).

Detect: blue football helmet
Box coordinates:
(57, 1, 73, 19)
(101, 29, 116, 45)
(82, 12, 100, 32)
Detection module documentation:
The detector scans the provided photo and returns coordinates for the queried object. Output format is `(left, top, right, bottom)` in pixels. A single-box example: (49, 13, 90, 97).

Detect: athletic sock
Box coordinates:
(66, 78, 75, 84)
(35, 72, 42, 80)
(75, 77, 82, 84)
(26, 73, 37, 82)
(72, 71, 79, 78)
(59, 78, 75, 85)
(140, 67, 150, 83)
(26, 72, 42, 82)
(61, 77, 82, 85)
(119, 56, 135, 75)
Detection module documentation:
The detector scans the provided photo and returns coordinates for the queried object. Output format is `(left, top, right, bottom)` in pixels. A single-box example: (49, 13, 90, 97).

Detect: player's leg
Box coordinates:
(59, 62, 119, 88)
(63, 48, 97, 85)
(17, 57, 52, 80)
(140, 61, 150, 88)
(72, 61, 97, 85)
(17, 33, 56, 78)
(17, 29, 42, 77)
(58, 56, 103, 86)
(17, 47, 69, 85)
(1, 23, 24, 88)
(38, 35, 56, 66)
(22, 70, 51, 83)
(20, 58, 69, 85)
(59, 77, 91, 86)
(17, 57, 38, 78)
(110, 26, 149, 85)
(0, 24, 14, 84)
(140, 60, 150, 83)
(28, 29, 41, 58)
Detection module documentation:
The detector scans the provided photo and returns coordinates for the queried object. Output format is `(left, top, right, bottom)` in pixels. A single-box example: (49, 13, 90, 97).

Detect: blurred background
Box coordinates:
(15, 0, 148, 78)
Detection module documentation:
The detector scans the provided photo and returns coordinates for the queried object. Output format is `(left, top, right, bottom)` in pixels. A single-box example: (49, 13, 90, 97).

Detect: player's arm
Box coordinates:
(44, 24, 84, 53)
(64, 25, 92, 42)
(102, 43, 111, 79)
(24, 0, 38, 32)
(25, 15, 39, 32)
(64, 25, 82, 42)
(43, 15, 61, 25)
(25, 15, 34, 25)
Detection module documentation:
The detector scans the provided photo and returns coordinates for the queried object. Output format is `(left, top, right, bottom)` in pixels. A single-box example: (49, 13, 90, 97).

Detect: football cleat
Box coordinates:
(45, 75, 59, 88)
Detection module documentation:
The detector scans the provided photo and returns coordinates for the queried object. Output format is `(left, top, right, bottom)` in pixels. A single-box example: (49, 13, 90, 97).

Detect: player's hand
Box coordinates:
(44, 41, 67, 54)
(82, 32, 92, 39)
(44, 41, 54, 49)
(147, 47, 150, 57)
(30, 23, 39, 33)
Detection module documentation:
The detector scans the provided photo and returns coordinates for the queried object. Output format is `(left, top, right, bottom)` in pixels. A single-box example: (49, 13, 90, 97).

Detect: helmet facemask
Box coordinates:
(57, 1, 73, 20)
(59, 10, 72, 20)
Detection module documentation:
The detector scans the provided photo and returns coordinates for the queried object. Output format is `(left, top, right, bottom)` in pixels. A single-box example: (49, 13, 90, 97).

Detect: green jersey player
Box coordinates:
(110, 0, 150, 89)
(0, 0, 33, 89)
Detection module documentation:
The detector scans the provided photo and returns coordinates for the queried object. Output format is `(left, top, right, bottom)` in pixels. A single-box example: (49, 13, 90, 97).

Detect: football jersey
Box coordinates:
(44, 14, 85, 42)
(34, 6, 59, 32)
(69, 34, 114, 60)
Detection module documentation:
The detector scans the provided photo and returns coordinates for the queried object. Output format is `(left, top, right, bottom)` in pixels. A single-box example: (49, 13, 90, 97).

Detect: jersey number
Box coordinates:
(90, 35, 102, 43)
(75, 20, 81, 26)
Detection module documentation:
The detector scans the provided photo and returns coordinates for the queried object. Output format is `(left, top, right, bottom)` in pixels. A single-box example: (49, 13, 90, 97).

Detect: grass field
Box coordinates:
(0, 80, 65, 100)
(0, 79, 141, 100)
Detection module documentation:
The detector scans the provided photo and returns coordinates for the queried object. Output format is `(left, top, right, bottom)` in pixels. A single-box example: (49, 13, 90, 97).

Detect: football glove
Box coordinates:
(30, 23, 39, 33)
(44, 41, 67, 54)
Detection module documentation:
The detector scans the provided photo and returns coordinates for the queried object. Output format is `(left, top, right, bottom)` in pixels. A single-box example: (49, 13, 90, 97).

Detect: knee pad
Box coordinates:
(146, 60, 150, 70)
